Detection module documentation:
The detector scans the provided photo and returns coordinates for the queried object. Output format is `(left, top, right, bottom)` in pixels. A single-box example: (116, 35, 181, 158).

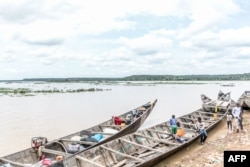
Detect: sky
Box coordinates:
(0, 0, 250, 80)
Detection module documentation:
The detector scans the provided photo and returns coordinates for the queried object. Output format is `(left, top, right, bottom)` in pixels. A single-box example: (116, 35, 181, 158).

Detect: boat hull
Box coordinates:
(201, 91, 233, 112)
(238, 91, 250, 110)
(55, 97, 231, 167)
(133, 113, 223, 167)
(0, 100, 157, 167)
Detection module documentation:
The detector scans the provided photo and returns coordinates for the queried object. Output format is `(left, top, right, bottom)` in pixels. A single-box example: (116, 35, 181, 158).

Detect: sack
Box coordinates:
(132, 109, 137, 116)
(103, 128, 119, 134)
(42, 159, 52, 166)
(71, 136, 81, 141)
(91, 134, 103, 142)
(114, 116, 124, 125)
(67, 143, 85, 154)
(176, 138, 185, 143)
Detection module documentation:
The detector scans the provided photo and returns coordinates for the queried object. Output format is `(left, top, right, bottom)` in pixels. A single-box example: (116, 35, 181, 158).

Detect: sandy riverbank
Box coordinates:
(154, 111, 250, 167)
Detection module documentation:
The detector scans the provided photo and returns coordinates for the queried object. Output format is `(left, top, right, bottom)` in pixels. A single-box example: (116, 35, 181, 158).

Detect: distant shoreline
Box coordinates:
(1, 73, 250, 82)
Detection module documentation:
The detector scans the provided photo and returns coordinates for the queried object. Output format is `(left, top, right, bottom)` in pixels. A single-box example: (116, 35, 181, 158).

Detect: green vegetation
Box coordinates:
(13, 73, 250, 82)
(122, 73, 250, 81)
(0, 88, 33, 97)
(0, 87, 109, 96)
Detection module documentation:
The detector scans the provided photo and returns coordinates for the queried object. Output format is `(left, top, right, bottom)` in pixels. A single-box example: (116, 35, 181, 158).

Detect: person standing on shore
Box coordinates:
(170, 115, 177, 137)
(232, 102, 243, 132)
(226, 112, 233, 133)
(196, 117, 207, 145)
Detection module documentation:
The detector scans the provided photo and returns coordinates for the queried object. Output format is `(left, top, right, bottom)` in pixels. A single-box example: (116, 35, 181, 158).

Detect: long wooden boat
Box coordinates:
(51, 97, 232, 167)
(237, 91, 250, 110)
(0, 100, 157, 167)
(201, 91, 232, 112)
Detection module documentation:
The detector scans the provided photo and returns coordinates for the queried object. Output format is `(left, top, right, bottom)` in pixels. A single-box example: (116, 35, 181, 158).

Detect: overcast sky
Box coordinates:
(0, 0, 250, 80)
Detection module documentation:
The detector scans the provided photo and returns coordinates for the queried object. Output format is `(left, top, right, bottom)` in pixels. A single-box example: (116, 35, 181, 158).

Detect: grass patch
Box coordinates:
(0, 87, 110, 97)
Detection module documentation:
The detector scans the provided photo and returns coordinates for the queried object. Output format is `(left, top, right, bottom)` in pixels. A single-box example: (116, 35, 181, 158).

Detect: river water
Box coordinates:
(0, 81, 249, 156)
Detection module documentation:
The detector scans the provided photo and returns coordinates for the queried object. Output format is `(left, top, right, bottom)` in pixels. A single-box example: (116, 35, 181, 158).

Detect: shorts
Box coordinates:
(171, 125, 177, 134)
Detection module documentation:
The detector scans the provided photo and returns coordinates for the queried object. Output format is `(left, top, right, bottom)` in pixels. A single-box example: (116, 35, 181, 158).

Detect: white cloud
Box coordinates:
(0, 0, 249, 79)
(120, 35, 172, 56)
(0, 49, 16, 62)
(178, 0, 240, 38)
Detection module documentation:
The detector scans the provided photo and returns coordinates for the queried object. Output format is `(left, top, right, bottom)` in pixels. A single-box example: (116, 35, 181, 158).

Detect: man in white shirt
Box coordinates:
(232, 103, 243, 132)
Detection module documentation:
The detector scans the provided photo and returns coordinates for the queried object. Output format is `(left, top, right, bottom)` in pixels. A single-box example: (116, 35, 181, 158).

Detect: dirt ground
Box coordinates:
(153, 111, 250, 167)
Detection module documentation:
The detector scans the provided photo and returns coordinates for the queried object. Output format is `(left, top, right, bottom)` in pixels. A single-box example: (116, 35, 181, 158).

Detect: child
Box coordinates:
(175, 122, 185, 143)
(226, 112, 233, 133)
(196, 117, 207, 145)
(170, 115, 177, 135)
(176, 122, 185, 137)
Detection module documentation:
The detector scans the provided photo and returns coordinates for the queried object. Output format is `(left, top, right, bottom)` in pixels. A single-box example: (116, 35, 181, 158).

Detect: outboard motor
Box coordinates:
(31, 137, 48, 150)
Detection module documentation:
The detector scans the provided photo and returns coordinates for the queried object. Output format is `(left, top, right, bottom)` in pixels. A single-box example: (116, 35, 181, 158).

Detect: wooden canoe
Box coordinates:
(0, 100, 157, 167)
(237, 91, 250, 110)
(52, 97, 232, 167)
(201, 91, 232, 112)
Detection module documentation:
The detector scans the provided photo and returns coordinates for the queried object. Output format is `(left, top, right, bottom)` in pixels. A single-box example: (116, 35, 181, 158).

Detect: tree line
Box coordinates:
(17, 73, 250, 82)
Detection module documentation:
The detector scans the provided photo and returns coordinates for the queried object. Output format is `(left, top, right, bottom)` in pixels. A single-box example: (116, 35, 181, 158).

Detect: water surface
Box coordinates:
(0, 81, 249, 156)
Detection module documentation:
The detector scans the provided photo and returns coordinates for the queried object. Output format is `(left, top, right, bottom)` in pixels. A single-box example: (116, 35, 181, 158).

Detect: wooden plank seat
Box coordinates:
(59, 138, 97, 145)
(145, 127, 195, 143)
(76, 155, 105, 167)
(134, 133, 180, 146)
(100, 125, 125, 128)
(181, 116, 217, 123)
(100, 146, 144, 163)
(120, 139, 164, 153)
(41, 146, 69, 156)
(160, 124, 197, 133)
(113, 159, 127, 167)
(195, 110, 225, 116)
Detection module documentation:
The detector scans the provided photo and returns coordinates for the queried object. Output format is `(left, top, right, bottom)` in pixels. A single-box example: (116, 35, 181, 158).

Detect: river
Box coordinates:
(0, 81, 249, 156)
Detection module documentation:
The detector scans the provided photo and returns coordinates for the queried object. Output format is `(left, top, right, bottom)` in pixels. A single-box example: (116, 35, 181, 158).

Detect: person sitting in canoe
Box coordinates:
(175, 122, 185, 143)
(176, 122, 185, 137)
(113, 116, 125, 125)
